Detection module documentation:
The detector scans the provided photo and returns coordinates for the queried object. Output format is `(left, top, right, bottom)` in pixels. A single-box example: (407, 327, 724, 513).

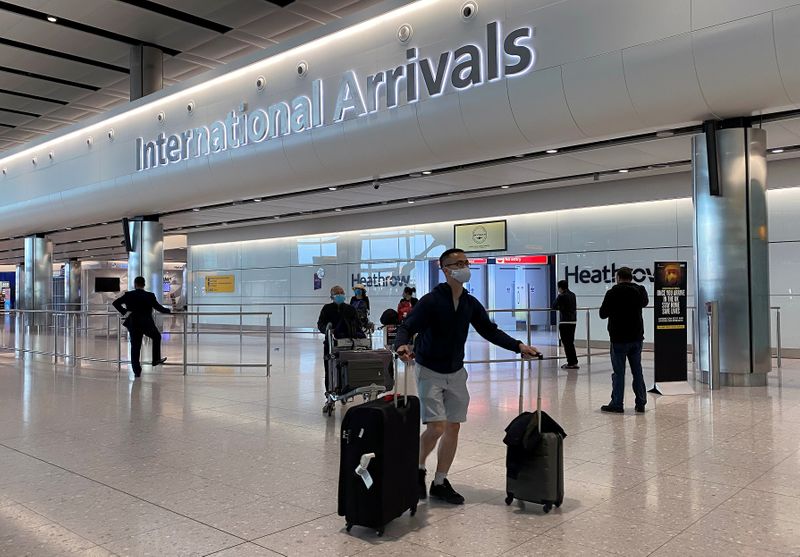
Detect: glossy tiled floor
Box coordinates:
(1, 332, 800, 556)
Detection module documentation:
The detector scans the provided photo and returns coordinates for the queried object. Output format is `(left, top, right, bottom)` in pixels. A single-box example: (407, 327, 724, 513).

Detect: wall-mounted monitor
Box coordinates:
(95, 277, 121, 292)
(454, 220, 507, 253)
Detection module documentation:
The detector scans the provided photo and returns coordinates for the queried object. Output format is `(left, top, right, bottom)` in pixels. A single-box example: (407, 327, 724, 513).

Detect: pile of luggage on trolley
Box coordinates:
(322, 324, 395, 416)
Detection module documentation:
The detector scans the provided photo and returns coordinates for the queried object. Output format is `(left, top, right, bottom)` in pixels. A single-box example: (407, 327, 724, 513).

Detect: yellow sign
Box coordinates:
(205, 275, 235, 293)
(454, 220, 507, 252)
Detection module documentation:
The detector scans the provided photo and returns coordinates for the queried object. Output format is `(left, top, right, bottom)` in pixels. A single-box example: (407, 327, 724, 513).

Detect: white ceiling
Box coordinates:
(0, 0, 386, 152)
(2, 1, 800, 266)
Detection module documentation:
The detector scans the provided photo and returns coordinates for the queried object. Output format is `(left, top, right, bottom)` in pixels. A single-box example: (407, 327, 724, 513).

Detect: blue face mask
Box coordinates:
(355, 289, 364, 296)
(333, 294, 346, 304)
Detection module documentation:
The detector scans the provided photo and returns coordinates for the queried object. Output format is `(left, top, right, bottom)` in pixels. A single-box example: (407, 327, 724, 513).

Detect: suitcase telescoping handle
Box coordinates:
(391, 352, 411, 407)
(518, 354, 545, 433)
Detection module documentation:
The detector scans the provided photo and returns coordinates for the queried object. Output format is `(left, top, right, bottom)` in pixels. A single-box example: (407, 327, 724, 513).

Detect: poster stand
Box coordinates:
(650, 261, 695, 397)
(650, 381, 695, 396)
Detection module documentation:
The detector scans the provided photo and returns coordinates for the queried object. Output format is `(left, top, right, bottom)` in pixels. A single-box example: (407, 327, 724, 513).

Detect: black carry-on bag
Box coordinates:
(503, 355, 566, 513)
(338, 355, 420, 536)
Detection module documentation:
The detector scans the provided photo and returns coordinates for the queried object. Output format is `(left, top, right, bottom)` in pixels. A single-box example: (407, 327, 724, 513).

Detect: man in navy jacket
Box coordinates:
(395, 248, 540, 504)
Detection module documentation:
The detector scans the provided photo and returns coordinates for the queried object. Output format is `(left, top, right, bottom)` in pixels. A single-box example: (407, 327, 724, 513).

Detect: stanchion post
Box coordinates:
(116, 315, 122, 375)
(282, 305, 286, 349)
(691, 308, 697, 369)
(586, 309, 592, 365)
(266, 314, 271, 378)
(707, 301, 720, 390)
(776, 307, 782, 369)
(182, 312, 188, 376)
(52, 313, 58, 365)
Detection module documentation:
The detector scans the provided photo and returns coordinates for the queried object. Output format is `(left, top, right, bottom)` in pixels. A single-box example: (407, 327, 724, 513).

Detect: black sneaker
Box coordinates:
(429, 479, 465, 505)
(418, 469, 427, 500)
(565, 364, 580, 370)
(635, 405, 646, 413)
(153, 357, 167, 366)
(601, 405, 624, 413)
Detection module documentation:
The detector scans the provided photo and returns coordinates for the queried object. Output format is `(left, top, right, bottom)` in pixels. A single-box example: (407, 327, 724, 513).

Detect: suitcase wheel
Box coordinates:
(376, 528, 384, 537)
(410, 504, 417, 517)
(505, 493, 514, 506)
(555, 500, 562, 508)
(543, 503, 553, 514)
(345, 522, 353, 533)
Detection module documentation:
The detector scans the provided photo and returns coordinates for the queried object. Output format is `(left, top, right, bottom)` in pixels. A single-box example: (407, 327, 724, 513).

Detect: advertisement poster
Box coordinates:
(651, 261, 692, 395)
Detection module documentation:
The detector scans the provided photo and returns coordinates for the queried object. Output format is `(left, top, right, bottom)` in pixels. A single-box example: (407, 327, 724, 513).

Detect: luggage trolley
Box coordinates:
(323, 326, 392, 417)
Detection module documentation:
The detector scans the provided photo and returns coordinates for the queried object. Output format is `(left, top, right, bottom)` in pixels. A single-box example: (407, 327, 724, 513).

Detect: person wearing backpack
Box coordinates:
(397, 286, 418, 322)
(350, 283, 373, 333)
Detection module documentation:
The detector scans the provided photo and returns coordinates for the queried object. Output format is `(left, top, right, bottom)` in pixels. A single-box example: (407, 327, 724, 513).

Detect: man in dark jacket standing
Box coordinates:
(552, 280, 579, 370)
(599, 267, 649, 413)
(395, 248, 540, 505)
(112, 276, 171, 378)
(317, 285, 364, 392)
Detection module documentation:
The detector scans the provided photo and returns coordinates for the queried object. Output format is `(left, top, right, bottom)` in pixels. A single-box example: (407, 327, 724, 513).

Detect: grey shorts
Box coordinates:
(416, 364, 470, 424)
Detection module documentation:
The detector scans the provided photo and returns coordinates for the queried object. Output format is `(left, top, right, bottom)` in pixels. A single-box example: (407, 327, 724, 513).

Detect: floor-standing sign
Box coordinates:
(650, 262, 695, 395)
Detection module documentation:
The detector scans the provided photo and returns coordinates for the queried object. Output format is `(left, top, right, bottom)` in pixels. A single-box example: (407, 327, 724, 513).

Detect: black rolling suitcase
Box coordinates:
(338, 356, 419, 536)
(503, 355, 566, 513)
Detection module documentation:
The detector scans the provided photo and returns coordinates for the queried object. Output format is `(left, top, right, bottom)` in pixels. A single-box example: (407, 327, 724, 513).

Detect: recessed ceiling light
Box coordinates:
(47, 15, 57, 23)
(500, 185, 510, 189)
(101, 222, 108, 225)
(422, 171, 432, 175)
(65, 227, 72, 230)
(772, 148, 785, 154)
(221, 222, 228, 226)
(77, 240, 82, 243)
(546, 149, 558, 154)
(407, 199, 415, 204)
(192, 208, 200, 212)
(335, 208, 342, 212)
(273, 216, 280, 220)
(618, 169, 629, 173)
(253, 198, 262, 202)
(328, 186, 337, 191)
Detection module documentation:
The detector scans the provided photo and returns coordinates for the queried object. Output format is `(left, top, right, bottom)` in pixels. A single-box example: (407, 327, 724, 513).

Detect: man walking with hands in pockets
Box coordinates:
(395, 248, 540, 505)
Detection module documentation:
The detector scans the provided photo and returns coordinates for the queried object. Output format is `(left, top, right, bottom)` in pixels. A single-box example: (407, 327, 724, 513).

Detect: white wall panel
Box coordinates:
(507, 66, 585, 149)
(691, 0, 800, 30)
(773, 5, 800, 106)
(767, 187, 800, 242)
(693, 14, 794, 117)
(623, 33, 712, 126)
(562, 51, 644, 137)
(511, 0, 690, 70)
(555, 200, 680, 253)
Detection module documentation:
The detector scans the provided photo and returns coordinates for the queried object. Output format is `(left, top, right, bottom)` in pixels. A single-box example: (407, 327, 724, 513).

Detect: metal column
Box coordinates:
(64, 259, 81, 308)
(127, 217, 164, 303)
(693, 122, 771, 387)
(23, 235, 53, 325)
(130, 45, 163, 101)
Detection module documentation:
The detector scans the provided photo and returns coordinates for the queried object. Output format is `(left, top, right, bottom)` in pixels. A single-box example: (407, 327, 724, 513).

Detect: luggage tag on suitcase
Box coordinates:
(355, 452, 376, 489)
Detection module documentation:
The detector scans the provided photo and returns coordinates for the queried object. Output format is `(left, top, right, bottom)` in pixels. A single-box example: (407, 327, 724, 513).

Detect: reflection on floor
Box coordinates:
(0, 333, 799, 556)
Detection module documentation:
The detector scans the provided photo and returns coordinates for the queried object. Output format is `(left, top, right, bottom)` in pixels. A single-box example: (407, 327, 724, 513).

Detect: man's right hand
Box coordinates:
(396, 344, 415, 362)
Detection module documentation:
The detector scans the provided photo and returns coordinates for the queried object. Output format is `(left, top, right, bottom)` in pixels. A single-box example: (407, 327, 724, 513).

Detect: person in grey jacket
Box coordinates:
(395, 248, 540, 505)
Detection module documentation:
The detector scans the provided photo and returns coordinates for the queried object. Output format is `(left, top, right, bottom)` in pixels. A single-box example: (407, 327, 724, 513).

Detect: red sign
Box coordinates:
(469, 258, 488, 265)
(495, 255, 548, 265)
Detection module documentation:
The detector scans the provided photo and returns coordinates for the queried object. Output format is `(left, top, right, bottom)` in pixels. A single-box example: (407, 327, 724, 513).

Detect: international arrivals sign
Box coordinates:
(136, 22, 535, 172)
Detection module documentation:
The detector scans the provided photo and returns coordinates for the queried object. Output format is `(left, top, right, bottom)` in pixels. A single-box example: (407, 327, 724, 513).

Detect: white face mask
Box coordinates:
(449, 267, 471, 284)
